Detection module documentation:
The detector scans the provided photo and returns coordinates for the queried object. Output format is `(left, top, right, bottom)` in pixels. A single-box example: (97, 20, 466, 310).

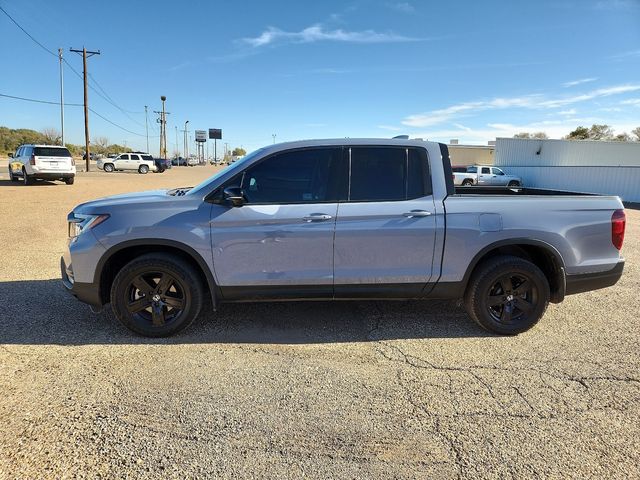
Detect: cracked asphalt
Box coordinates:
(0, 164, 639, 478)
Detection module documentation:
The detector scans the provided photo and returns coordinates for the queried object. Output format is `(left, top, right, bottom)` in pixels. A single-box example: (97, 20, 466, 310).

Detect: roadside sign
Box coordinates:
(195, 130, 207, 142)
(209, 128, 222, 140)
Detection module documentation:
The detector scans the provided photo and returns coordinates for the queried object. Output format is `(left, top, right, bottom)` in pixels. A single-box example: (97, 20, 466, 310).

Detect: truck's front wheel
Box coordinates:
(110, 253, 204, 337)
(464, 255, 549, 335)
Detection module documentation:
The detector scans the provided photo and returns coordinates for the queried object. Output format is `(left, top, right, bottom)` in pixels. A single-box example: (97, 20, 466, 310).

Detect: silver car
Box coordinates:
(62, 138, 624, 337)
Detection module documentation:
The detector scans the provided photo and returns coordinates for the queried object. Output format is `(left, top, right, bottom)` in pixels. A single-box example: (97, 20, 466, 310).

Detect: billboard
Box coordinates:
(195, 130, 207, 142)
(209, 128, 222, 140)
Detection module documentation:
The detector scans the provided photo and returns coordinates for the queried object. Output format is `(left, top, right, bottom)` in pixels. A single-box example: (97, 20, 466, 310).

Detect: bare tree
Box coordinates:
(92, 136, 110, 154)
(41, 127, 62, 145)
(632, 127, 640, 141)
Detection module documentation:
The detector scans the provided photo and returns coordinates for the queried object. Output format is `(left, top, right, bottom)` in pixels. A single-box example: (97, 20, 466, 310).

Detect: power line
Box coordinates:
(0, 92, 159, 138)
(0, 5, 149, 132)
(0, 5, 57, 57)
(0, 93, 82, 106)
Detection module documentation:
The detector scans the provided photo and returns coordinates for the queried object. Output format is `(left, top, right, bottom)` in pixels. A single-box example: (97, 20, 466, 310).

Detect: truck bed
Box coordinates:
(453, 186, 599, 196)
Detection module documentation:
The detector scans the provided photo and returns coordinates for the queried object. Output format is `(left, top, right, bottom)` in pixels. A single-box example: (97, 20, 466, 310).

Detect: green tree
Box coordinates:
(232, 147, 246, 156)
(588, 124, 614, 141)
(613, 132, 631, 142)
(565, 126, 590, 140)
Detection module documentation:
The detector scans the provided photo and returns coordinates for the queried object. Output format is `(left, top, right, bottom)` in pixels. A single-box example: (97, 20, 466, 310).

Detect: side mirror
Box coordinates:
(223, 186, 245, 207)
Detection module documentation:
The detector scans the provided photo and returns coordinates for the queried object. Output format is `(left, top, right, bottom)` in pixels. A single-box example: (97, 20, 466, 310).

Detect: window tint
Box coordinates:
(493, 168, 504, 175)
(467, 166, 477, 173)
(350, 147, 406, 201)
(130, 154, 140, 161)
(241, 148, 343, 204)
(481, 167, 490, 174)
(119, 154, 129, 160)
(34, 147, 71, 157)
(349, 147, 429, 202)
(452, 166, 466, 172)
(141, 154, 153, 160)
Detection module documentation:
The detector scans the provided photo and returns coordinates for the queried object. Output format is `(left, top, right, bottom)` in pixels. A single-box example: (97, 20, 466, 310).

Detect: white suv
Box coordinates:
(8, 144, 76, 185)
(97, 153, 157, 174)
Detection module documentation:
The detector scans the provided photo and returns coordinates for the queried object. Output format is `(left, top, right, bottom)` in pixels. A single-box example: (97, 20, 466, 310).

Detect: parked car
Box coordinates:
(97, 153, 157, 174)
(187, 157, 199, 166)
(62, 138, 625, 337)
(82, 152, 98, 161)
(457, 166, 522, 187)
(172, 156, 187, 166)
(154, 158, 172, 173)
(8, 144, 75, 185)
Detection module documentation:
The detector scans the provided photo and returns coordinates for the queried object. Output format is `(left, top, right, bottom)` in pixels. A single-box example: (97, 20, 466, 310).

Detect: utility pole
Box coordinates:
(183, 120, 189, 159)
(175, 126, 179, 158)
(70, 47, 100, 171)
(144, 105, 149, 153)
(58, 48, 65, 145)
(154, 96, 169, 158)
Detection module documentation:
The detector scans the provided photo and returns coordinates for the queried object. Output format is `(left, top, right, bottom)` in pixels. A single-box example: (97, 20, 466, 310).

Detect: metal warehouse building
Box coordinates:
(494, 138, 640, 203)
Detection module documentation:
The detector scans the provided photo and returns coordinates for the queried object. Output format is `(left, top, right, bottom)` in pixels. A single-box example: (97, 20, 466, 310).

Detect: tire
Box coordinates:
(22, 168, 32, 185)
(461, 179, 474, 186)
(103, 163, 114, 173)
(8, 168, 18, 182)
(110, 253, 204, 337)
(464, 255, 550, 335)
(64, 176, 75, 185)
(138, 164, 149, 174)
(508, 181, 520, 187)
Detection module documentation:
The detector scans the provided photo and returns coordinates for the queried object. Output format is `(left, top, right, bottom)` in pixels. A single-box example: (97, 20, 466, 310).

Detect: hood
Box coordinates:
(73, 189, 171, 213)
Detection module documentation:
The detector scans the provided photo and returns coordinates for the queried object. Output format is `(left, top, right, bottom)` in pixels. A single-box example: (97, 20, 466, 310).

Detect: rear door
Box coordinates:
(478, 166, 494, 185)
(210, 147, 347, 298)
(129, 154, 141, 170)
(333, 146, 437, 297)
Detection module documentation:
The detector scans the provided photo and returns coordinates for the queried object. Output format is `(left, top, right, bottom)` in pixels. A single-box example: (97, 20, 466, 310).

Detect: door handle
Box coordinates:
(402, 210, 432, 218)
(303, 213, 333, 222)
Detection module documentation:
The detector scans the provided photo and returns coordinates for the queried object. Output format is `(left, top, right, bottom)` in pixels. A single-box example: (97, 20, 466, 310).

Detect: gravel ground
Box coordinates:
(0, 165, 638, 479)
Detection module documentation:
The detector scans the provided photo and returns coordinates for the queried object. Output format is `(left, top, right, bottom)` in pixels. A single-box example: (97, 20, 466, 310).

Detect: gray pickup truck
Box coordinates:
(62, 138, 626, 337)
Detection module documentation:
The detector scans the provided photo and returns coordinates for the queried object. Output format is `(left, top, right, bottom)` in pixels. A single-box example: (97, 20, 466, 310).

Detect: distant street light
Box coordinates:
(184, 120, 189, 159)
(272, 134, 276, 144)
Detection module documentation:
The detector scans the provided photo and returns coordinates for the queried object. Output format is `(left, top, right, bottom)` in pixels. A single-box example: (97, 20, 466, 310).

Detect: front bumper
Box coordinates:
(61, 256, 102, 308)
(565, 260, 625, 295)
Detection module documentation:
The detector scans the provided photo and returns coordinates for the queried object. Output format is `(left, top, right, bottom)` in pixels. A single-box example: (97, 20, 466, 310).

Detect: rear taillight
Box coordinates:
(611, 209, 626, 250)
(29, 154, 36, 165)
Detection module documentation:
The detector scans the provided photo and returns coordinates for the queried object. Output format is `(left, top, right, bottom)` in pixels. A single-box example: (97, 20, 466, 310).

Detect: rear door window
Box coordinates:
(130, 154, 140, 161)
(348, 147, 429, 202)
(481, 167, 490, 174)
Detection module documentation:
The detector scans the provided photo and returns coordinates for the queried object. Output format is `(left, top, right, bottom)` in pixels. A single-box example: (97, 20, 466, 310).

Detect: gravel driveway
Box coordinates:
(1, 166, 638, 478)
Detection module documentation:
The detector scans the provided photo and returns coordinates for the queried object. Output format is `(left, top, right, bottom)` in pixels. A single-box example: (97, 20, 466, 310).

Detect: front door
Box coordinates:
(210, 147, 346, 299)
(333, 146, 437, 297)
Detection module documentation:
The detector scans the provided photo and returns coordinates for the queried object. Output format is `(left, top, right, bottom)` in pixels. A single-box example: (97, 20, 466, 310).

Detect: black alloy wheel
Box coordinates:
(464, 255, 550, 335)
(111, 253, 204, 337)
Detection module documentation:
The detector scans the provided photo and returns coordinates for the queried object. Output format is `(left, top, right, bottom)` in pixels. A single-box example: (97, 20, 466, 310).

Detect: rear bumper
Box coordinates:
(33, 172, 75, 179)
(565, 260, 625, 295)
(61, 256, 102, 308)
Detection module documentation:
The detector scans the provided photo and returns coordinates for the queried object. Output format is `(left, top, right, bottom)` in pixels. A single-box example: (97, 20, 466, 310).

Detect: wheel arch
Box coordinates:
(95, 239, 217, 307)
(462, 239, 566, 303)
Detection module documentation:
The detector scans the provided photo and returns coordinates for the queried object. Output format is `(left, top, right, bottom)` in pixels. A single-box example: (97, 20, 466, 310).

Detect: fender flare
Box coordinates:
(95, 238, 217, 307)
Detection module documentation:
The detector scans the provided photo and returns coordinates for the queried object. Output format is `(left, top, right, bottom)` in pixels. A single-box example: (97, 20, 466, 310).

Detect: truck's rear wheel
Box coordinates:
(464, 255, 549, 335)
(138, 164, 149, 174)
(110, 253, 204, 337)
(462, 179, 473, 186)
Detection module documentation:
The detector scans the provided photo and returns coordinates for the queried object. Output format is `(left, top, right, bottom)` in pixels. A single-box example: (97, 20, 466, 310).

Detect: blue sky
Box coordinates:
(1, 0, 639, 155)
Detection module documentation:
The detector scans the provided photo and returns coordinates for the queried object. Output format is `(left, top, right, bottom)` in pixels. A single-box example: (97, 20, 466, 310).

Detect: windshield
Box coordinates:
(187, 147, 267, 196)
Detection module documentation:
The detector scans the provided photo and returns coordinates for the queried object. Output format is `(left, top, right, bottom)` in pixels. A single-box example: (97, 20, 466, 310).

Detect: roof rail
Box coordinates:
(392, 135, 409, 139)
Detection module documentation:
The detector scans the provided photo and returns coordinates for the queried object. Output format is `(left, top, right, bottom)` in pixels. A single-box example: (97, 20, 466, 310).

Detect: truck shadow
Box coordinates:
(0, 279, 489, 346)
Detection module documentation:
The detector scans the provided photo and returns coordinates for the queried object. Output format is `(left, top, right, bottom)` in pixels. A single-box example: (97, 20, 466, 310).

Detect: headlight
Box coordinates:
(68, 213, 110, 238)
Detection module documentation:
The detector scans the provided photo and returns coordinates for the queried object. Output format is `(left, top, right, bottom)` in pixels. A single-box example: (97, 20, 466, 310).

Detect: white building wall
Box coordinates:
(494, 138, 640, 202)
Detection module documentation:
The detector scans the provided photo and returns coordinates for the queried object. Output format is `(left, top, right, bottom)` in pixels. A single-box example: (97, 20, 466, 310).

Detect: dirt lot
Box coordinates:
(0, 164, 638, 479)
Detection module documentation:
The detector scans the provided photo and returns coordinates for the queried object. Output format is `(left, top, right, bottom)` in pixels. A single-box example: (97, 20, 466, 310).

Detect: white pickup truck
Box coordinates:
(453, 165, 522, 187)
